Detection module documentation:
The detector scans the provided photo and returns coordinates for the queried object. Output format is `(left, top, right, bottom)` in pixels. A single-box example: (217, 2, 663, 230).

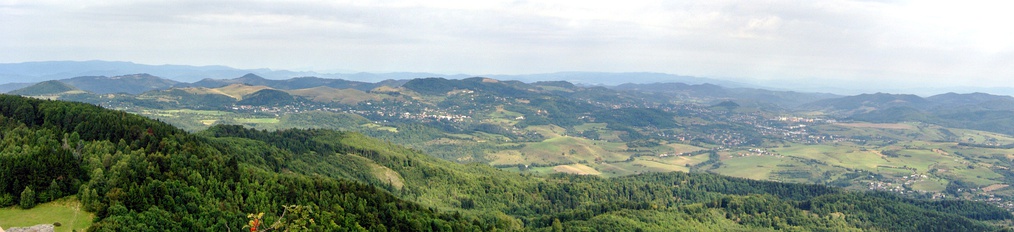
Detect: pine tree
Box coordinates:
(19, 186, 36, 209)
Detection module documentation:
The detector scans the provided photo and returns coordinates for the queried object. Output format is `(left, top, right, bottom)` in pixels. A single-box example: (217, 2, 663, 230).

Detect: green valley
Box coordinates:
(6, 73, 1014, 230)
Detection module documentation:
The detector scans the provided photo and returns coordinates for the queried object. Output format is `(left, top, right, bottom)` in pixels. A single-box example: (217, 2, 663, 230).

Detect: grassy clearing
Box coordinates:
(892, 149, 948, 172)
(235, 117, 280, 124)
(572, 123, 607, 132)
(487, 107, 523, 121)
(772, 144, 890, 171)
(653, 154, 711, 167)
(0, 196, 93, 232)
(488, 150, 527, 166)
(553, 164, 602, 175)
(813, 124, 917, 141)
(712, 156, 793, 180)
(952, 128, 1014, 144)
(837, 122, 915, 130)
(909, 178, 948, 192)
(214, 84, 272, 100)
(664, 143, 706, 154)
(161, 109, 231, 116)
(593, 163, 637, 177)
(520, 136, 629, 164)
(288, 87, 395, 104)
(370, 163, 405, 190)
(943, 165, 1003, 186)
(363, 123, 398, 132)
(630, 158, 689, 173)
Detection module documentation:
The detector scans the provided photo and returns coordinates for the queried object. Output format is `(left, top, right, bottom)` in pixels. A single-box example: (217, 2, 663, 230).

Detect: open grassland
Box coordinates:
(771, 144, 890, 170)
(623, 157, 689, 173)
(486, 107, 524, 122)
(526, 125, 567, 138)
(944, 165, 1003, 186)
(837, 122, 915, 130)
(664, 142, 707, 154)
(909, 178, 949, 192)
(519, 136, 629, 164)
(288, 87, 396, 104)
(711, 155, 791, 180)
(572, 123, 607, 132)
(235, 117, 280, 124)
(814, 123, 929, 141)
(590, 162, 637, 177)
(951, 128, 1014, 144)
(214, 84, 272, 100)
(142, 109, 231, 117)
(553, 164, 602, 175)
(488, 150, 527, 166)
(370, 163, 405, 190)
(0, 197, 93, 232)
(893, 149, 949, 172)
(363, 123, 398, 132)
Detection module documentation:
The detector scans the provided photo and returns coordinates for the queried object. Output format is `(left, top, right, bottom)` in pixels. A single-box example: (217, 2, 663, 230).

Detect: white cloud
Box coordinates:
(1, 0, 1013, 89)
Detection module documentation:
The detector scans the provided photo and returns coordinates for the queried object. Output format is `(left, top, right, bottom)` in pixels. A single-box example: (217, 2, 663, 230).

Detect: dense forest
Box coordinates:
(1, 94, 1012, 231)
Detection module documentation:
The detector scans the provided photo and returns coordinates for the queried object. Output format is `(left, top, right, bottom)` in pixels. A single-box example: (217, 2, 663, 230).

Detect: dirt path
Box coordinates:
(70, 203, 79, 231)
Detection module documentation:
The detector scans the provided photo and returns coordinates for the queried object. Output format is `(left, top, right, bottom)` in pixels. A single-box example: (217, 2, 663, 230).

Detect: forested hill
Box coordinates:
(0, 94, 491, 231)
(1, 94, 1012, 231)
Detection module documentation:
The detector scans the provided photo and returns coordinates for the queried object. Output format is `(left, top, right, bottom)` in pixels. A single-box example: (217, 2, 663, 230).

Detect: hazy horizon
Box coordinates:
(4, 1, 1013, 91)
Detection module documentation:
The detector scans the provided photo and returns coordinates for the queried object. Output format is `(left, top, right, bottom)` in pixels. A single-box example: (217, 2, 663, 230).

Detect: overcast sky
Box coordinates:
(3, 0, 1013, 89)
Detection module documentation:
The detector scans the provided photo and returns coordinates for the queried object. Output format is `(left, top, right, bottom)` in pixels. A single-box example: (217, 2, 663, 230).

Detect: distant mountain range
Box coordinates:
(0, 60, 748, 91)
(5, 60, 1014, 96)
(612, 82, 840, 108)
(181, 73, 408, 92)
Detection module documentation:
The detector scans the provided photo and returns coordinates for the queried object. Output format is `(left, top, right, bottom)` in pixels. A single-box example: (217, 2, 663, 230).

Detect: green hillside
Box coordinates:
(8, 80, 82, 96)
(1, 94, 1012, 231)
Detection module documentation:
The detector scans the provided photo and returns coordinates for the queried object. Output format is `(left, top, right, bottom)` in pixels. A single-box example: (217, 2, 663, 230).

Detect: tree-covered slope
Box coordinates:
(203, 123, 1013, 231)
(1, 94, 1011, 231)
(8, 80, 80, 96)
(0, 94, 493, 231)
(61, 74, 180, 94)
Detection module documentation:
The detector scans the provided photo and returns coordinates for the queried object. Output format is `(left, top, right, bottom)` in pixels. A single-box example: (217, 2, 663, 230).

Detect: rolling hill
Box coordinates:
(7, 80, 82, 96)
(804, 92, 1014, 135)
(183, 73, 395, 91)
(2, 94, 1011, 231)
(60, 73, 179, 94)
(287, 86, 398, 104)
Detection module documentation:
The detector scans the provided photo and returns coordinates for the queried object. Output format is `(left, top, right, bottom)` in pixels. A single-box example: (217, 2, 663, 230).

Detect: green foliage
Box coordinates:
(2, 94, 1012, 231)
(8, 80, 78, 96)
(237, 89, 297, 106)
(0, 193, 14, 207)
(594, 108, 677, 128)
(19, 186, 36, 209)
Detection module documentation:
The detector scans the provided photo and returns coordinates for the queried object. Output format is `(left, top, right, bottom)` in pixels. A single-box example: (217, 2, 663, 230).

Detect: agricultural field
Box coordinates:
(713, 155, 796, 181)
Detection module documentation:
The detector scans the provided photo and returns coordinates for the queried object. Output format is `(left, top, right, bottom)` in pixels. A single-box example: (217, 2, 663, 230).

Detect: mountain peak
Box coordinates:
(238, 73, 265, 80)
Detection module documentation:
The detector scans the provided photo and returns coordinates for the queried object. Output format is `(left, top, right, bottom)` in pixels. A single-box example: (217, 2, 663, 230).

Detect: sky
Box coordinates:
(2, 0, 1014, 90)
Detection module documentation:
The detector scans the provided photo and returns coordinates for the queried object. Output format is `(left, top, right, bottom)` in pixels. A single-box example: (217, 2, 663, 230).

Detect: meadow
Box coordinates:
(0, 197, 93, 232)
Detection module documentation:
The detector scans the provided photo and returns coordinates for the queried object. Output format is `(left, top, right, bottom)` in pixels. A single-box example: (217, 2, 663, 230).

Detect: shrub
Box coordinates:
(19, 186, 36, 209)
(0, 193, 14, 207)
